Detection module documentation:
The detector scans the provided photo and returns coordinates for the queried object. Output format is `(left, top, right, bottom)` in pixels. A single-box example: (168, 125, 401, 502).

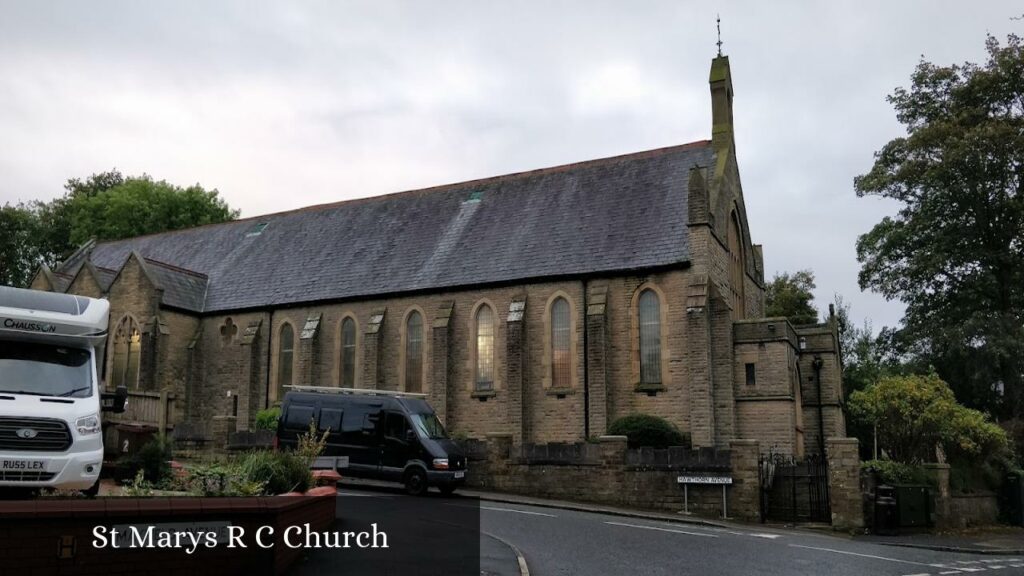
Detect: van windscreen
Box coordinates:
(0, 341, 92, 398)
(411, 412, 447, 439)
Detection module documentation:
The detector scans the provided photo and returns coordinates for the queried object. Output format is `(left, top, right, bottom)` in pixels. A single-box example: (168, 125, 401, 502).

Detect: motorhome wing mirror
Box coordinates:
(101, 385, 129, 414)
(405, 429, 417, 444)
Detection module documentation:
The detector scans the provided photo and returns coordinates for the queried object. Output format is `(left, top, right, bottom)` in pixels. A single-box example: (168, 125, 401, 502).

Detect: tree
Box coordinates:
(765, 269, 819, 325)
(66, 176, 237, 245)
(848, 373, 1009, 465)
(0, 170, 238, 288)
(0, 203, 44, 287)
(855, 35, 1024, 419)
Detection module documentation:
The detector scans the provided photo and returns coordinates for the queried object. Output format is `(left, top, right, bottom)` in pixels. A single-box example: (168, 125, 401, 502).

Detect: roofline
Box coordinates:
(159, 260, 692, 317)
(89, 140, 713, 248)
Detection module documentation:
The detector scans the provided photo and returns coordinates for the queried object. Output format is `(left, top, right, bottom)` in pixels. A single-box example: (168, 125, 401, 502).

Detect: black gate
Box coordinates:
(759, 451, 831, 523)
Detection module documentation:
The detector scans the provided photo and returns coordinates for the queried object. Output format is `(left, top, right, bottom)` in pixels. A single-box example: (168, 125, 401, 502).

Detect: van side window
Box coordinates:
(319, 407, 342, 432)
(384, 413, 408, 440)
(285, 405, 315, 431)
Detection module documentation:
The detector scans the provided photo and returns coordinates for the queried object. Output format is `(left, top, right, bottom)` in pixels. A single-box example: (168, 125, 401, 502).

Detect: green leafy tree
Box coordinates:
(66, 176, 237, 245)
(848, 373, 1009, 465)
(0, 170, 237, 287)
(0, 203, 44, 287)
(765, 269, 819, 325)
(854, 35, 1024, 419)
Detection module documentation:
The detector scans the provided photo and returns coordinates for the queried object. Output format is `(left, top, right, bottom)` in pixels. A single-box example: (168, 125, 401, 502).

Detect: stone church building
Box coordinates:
(31, 56, 845, 455)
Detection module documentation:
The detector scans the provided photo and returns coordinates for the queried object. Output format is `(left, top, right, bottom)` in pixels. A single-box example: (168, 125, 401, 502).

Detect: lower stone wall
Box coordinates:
(466, 435, 762, 522)
(948, 493, 1000, 529)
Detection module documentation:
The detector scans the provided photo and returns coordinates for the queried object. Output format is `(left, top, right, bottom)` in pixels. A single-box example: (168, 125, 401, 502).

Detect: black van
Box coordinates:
(277, 388, 467, 495)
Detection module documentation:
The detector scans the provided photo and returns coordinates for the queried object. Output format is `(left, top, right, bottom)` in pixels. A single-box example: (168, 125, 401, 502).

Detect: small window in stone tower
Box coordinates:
(745, 363, 756, 386)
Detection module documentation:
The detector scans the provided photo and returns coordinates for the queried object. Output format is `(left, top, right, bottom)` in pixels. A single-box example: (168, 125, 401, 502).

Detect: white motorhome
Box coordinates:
(0, 286, 126, 494)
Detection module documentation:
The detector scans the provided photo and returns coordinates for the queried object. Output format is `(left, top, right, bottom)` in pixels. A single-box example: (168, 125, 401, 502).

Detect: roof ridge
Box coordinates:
(142, 257, 209, 280)
(91, 140, 711, 247)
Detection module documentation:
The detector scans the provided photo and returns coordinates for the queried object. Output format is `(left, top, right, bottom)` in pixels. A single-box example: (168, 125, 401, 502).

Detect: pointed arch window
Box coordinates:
(277, 323, 294, 397)
(475, 305, 495, 391)
(728, 209, 746, 320)
(550, 297, 571, 389)
(340, 317, 357, 388)
(111, 316, 142, 390)
(638, 289, 662, 386)
(405, 311, 424, 393)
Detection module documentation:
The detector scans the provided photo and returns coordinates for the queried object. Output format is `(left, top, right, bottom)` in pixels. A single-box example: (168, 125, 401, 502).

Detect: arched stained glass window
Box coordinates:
(405, 311, 423, 393)
(475, 305, 495, 391)
(111, 316, 142, 390)
(638, 290, 662, 386)
(551, 298, 571, 389)
(278, 323, 294, 397)
(341, 317, 356, 388)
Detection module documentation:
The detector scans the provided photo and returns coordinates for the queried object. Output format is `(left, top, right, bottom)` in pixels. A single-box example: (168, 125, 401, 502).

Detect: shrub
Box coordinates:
(608, 414, 690, 449)
(255, 407, 281, 431)
(861, 459, 933, 486)
(119, 435, 173, 485)
(849, 373, 1010, 465)
(185, 463, 266, 497)
(238, 450, 312, 494)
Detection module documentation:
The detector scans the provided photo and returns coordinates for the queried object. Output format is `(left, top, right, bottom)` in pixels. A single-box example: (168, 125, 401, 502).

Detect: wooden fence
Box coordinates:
(105, 390, 176, 434)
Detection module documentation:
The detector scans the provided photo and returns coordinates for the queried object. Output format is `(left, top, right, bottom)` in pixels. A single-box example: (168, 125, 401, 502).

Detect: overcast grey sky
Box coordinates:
(2, 1, 1021, 330)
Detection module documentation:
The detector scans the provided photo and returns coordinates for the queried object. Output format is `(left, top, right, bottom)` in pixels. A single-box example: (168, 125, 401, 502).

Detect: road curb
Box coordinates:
(866, 541, 1024, 556)
(482, 531, 530, 576)
(471, 492, 731, 530)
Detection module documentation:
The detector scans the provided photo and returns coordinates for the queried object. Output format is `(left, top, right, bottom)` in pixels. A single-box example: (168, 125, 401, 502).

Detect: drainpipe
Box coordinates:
(582, 279, 590, 439)
(812, 355, 825, 457)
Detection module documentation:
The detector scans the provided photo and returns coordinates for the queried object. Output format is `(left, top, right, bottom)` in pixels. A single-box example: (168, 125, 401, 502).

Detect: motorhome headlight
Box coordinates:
(76, 414, 101, 435)
(432, 458, 449, 470)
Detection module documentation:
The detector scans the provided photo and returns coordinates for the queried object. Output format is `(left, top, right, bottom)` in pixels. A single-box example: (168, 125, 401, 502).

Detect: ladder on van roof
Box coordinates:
(285, 385, 427, 399)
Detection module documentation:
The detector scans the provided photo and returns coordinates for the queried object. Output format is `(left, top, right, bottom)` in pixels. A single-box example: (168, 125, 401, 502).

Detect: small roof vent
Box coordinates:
(246, 222, 269, 237)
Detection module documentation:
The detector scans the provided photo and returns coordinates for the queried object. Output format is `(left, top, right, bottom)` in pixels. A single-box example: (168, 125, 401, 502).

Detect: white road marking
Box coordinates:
(900, 573, 930, 576)
(987, 567, 1004, 570)
(481, 506, 557, 517)
(604, 521, 718, 538)
(939, 571, 964, 575)
(789, 544, 946, 568)
(749, 533, 783, 539)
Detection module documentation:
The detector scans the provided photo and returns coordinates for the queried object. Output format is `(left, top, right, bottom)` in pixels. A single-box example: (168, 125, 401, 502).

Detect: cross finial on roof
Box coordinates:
(716, 14, 723, 57)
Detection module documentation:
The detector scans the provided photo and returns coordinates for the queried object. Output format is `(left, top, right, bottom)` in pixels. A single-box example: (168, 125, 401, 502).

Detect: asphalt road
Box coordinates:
(473, 499, 1024, 576)
(298, 483, 1024, 576)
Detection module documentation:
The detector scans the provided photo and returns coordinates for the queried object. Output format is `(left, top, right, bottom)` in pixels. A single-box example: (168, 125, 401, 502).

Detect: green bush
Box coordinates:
(119, 435, 173, 485)
(185, 463, 265, 497)
(608, 414, 690, 449)
(238, 450, 312, 494)
(861, 459, 934, 486)
(255, 407, 281, 431)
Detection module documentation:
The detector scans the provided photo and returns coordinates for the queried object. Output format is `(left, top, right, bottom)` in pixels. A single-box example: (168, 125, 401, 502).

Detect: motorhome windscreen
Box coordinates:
(0, 341, 92, 398)
(411, 412, 447, 439)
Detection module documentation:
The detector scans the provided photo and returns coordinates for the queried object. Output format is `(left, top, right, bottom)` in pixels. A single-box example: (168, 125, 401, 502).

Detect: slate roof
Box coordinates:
(70, 141, 713, 313)
(93, 267, 117, 292)
(141, 258, 209, 313)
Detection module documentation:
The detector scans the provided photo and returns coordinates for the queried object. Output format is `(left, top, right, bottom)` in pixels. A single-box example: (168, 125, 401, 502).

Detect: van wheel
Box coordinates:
(404, 468, 428, 496)
(81, 480, 100, 498)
